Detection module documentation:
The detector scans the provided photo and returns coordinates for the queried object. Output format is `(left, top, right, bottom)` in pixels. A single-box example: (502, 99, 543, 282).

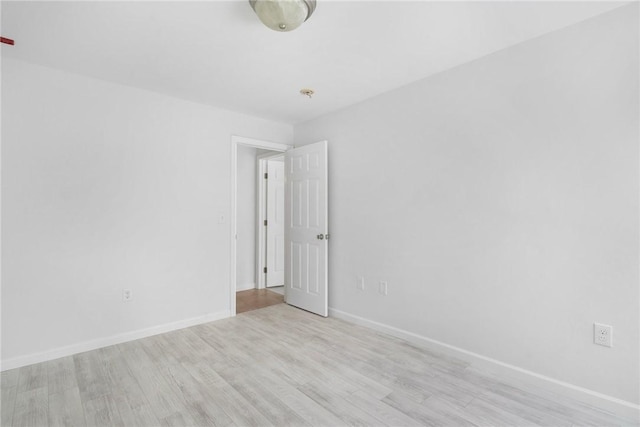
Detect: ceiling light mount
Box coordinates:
(300, 88, 315, 98)
(249, 0, 316, 32)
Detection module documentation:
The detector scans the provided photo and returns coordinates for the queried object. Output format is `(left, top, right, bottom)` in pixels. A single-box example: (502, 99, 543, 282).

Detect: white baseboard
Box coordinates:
(329, 307, 640, 422)
(236, 282, 256, 292)
(0, 310, 230, 372)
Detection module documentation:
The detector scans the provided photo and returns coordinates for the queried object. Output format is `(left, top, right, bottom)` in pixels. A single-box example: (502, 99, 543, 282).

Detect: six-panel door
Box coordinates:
(284, 141, 328, 317)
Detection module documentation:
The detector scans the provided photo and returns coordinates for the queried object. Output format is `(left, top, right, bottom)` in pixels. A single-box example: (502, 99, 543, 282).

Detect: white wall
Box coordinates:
(236, 145, 257, 291)
(1, 58, 292, 364)
(295, 5, 639, 405)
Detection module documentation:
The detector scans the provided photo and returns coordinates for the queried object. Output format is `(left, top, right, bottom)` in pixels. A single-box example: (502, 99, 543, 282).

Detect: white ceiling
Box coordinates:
(1, 1, 627, 124)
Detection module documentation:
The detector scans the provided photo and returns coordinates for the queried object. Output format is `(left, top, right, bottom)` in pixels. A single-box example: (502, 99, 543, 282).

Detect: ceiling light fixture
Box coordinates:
(249, 0, 316, 32)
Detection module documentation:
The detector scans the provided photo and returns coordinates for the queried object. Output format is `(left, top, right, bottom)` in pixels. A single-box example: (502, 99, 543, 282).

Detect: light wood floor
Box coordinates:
(236, 288, 284, 314)
(1, 304, 634, 427)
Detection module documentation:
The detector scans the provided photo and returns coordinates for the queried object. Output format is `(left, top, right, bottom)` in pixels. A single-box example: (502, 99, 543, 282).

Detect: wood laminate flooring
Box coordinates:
(236, 289, 284, 314)
(1, 304, 635, 427)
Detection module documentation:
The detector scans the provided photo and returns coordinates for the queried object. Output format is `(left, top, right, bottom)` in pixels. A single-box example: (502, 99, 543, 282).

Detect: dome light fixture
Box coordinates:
(249, 0, 316, 32)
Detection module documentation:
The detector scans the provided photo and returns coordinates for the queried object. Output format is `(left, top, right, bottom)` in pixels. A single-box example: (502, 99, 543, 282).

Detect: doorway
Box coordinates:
(230, 136, 291, 316)
(236, 150, 286, 314)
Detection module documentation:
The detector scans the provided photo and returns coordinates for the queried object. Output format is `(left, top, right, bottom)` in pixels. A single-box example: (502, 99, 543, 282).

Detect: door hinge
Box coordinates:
(264, 219, 268, 226)
(263, 267, 267, 274)
(264, 173, 268, 179)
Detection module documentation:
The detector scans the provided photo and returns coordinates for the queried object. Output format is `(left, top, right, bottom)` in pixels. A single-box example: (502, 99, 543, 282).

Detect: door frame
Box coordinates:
(230, 135, 291, 316)
(256, 152, 285, 290)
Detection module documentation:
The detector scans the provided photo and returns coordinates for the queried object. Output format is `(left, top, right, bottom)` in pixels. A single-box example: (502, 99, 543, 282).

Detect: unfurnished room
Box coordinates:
(0, 1, 639, 426)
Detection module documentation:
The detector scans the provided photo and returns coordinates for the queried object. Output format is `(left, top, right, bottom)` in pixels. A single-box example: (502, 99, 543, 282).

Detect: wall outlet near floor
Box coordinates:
(379, 281, 388, 296)
(123, 289, 132, 302)
(594, 323, 612, 347)
(357, 276, 365, 291)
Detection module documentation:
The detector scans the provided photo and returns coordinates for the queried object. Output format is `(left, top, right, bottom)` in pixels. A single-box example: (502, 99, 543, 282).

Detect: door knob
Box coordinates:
(317, 234, 324, 240)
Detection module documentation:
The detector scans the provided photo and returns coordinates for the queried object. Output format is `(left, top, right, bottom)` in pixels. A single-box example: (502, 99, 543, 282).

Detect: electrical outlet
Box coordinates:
(594, 323, 612, 347)
(357, 276, 365, 291)
(379, 281, 388, 296)
(123, 289, 132, 302)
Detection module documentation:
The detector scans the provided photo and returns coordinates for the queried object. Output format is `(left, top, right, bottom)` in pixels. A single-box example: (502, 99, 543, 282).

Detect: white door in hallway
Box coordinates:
(285, 141, 328, 317)
(266, 158, 285, 287)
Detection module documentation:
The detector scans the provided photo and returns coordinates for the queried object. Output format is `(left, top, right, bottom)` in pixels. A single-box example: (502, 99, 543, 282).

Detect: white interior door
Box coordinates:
(266, 158, 285, 287)
(285, 141, 328, 317)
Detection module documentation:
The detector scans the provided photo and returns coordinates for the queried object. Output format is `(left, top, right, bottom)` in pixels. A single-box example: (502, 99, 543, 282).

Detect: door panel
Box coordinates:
(285, 141, 328, 317)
